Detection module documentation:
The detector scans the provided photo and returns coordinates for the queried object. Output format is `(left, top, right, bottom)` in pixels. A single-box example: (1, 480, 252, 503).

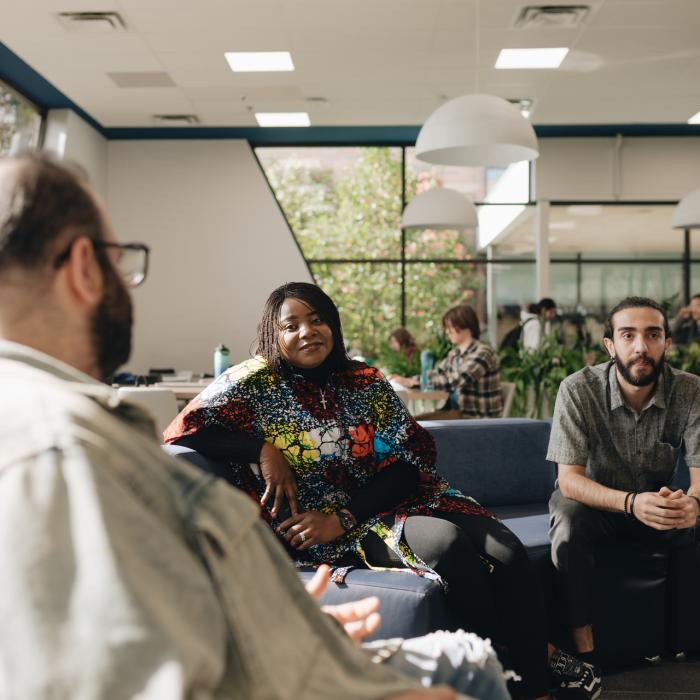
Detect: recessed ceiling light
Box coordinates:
(495, 48, 569, 69)
(255, 112, 310, 127)
(225, 51, 294, 72)
(688, 110, 700, 124)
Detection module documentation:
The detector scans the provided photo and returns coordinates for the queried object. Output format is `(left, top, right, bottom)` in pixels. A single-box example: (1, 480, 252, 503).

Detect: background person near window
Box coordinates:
(671, 293, 700, 345)
(389, 327, 418, 362)
(522, 298, 558, 353)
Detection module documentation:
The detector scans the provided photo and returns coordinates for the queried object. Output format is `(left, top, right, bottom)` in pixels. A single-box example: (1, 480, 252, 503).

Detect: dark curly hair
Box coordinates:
(256, 282, 353, 376)
(604, 296, 670, 339)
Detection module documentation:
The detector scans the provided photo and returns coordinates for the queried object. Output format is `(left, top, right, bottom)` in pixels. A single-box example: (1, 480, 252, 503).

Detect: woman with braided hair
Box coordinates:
(165, 282, 599, 700)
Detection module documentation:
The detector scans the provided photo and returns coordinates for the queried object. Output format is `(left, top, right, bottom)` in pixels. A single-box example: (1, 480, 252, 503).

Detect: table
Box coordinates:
(157, 380, 212, 401)
(158, 381, 448, 414)
(398, 389, 449, 416)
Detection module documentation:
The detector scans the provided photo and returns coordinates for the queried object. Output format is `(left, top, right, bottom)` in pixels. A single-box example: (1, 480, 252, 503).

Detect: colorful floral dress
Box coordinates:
(164, 357, 491, 582)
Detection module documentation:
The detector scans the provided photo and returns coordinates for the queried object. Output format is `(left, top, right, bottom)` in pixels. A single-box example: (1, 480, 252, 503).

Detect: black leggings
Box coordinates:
(362, 513, 548, 698)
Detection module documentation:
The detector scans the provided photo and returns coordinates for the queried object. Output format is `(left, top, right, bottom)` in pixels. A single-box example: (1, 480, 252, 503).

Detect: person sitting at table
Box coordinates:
(164, 282, 596, 700)
(390, 304, 503, 420)
(388, 327, 418, 362)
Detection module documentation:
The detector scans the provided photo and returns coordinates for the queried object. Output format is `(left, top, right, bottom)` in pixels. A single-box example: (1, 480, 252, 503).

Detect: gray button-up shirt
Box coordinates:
(547, 361, 700, 492)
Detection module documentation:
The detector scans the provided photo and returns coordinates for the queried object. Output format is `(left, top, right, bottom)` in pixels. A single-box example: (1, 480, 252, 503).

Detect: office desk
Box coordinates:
(157, 381, 212, 401)
(398, 389, 448, 416)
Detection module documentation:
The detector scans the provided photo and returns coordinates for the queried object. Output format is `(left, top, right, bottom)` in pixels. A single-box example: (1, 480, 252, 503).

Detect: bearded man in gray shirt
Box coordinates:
(547, 296, 700, 687)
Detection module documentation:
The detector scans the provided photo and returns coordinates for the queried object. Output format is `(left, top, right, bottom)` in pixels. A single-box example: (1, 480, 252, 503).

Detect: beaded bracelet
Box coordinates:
(629, 492, 639, 520)
(623, 491, 633, 517)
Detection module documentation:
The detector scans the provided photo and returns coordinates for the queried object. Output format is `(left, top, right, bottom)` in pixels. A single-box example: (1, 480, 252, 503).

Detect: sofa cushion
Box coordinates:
(297, 568, 449, 640)
(422, 418, 556, 507)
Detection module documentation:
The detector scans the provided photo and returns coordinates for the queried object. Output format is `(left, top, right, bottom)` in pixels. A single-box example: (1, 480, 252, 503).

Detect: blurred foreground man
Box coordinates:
(547, 296, 700, 696)
(0, 154, 478, 700)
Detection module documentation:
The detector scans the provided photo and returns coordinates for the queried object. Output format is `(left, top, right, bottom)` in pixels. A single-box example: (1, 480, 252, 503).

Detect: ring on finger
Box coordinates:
(299, 532, 306, 544)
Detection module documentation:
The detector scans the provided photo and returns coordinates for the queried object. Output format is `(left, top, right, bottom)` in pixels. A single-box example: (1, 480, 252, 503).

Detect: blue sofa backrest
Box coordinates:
(422, 418, 557, 507)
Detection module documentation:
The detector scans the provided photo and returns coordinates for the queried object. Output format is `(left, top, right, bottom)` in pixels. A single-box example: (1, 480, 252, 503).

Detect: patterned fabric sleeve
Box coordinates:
(163, 357, 270, 444)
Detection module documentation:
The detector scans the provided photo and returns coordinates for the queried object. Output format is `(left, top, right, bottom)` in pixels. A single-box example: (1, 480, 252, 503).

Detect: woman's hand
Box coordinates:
(278, 510, 345, 549)
(259, 442, 299, 518)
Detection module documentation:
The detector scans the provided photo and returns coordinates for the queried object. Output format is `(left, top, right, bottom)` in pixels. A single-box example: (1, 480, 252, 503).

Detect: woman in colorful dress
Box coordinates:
(164, 282, 595, 700)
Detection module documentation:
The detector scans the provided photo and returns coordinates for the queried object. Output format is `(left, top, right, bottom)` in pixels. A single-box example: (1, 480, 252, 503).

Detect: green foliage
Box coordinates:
(499, 335, 603, 418)
(375, 341, 421, 376)
(667, 341, 700, 375)
(259, 147, 485, 357)
(501, 329, 700, 419)
(0, 85, 40, 155)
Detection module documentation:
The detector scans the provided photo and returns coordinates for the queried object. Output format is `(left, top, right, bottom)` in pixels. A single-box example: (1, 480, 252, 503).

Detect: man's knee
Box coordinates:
(549, 490, 601, 567)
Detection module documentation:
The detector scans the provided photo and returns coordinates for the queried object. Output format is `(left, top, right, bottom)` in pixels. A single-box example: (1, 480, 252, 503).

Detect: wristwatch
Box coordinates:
(336, 508, 357, 532)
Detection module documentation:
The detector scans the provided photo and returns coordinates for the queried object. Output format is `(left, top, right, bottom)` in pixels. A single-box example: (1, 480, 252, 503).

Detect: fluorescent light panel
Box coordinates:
(255, 112, 310, 127)
(688, 110, 700, 124)
(225, 51, 294, 72)
(495, 48, 569, 69)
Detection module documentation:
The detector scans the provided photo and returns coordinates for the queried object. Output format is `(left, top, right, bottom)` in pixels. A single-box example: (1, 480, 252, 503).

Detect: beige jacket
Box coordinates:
(0, 341, 435, 700)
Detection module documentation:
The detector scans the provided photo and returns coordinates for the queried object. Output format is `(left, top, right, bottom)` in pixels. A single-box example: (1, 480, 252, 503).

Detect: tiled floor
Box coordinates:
(599, 655, 700, 699)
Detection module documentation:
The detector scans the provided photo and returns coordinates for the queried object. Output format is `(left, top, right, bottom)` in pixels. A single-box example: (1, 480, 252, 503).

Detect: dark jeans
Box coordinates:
(549, 488, 695, 630)
(362, 512, 549, 699)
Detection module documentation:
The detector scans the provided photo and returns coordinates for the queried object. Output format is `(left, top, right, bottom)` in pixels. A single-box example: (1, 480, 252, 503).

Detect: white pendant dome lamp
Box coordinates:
(672, 187, 700, 228)
(401, 187, 478, 230)
(415, 0, 538, 167)
(415, 93, 539, 167)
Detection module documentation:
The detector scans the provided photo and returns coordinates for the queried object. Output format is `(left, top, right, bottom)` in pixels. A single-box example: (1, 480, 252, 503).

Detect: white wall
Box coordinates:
(106, 139, 312, 375)
(43, 108, 108, 199)
(534, 136, 700, 201)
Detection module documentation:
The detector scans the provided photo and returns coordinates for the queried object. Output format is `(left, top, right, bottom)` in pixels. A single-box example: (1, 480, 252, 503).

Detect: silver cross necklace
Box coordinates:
(319, 387, 328, 410)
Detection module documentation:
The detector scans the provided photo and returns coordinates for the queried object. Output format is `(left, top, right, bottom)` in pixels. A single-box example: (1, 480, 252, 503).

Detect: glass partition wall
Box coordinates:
(257, 146, 521, 358)
(257, 146, 694, 356)
(0, 79, 43, 156)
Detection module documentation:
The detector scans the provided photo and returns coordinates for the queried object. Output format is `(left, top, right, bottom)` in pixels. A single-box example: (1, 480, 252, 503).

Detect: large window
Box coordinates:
(257, 146, 526, 357)
(0, 80, 42, 156)
(258, 146, 696, 354)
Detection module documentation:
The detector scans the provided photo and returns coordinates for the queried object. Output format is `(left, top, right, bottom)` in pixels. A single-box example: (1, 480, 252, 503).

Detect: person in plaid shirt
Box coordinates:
(415, 304, 503, 420)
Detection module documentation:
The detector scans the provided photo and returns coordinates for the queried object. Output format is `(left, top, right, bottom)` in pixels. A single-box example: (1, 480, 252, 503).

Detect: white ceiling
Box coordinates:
(1, 0, 700, 128)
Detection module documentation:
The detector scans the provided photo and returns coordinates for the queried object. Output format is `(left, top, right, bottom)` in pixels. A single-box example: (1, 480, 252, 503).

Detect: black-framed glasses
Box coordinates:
(54, 240, 150, 288)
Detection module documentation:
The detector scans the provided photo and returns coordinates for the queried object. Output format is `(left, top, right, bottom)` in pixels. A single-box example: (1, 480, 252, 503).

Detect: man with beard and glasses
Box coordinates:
(545, 296, 700, 695)
(0, 153, 502, 700)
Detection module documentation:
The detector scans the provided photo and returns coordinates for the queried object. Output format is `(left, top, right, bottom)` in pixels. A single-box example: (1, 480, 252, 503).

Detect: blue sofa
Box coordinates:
(166, 418, 699, 665)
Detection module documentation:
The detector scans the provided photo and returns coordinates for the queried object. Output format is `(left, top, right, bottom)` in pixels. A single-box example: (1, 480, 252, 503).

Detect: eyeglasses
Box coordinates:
(54, 239, 150, 288)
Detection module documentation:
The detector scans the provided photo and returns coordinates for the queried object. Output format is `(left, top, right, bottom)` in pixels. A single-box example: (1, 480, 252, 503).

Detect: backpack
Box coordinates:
(498, 317, 535, 352)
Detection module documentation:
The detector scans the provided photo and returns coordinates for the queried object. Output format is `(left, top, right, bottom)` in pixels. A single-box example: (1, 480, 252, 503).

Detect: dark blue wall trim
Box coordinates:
(3, 40, 700, 144)
(536, 124, 700, 137)
(103, 125, 422, 145)
(0, 41, 104, 133)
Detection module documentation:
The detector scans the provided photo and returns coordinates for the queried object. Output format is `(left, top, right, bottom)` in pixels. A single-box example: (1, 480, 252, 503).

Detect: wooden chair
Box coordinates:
(501, 382, 516, 418)
(117, 387, 179, 435)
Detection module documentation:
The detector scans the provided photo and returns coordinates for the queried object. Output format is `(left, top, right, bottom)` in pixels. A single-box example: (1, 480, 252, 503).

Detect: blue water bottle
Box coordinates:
(420, 350, 435, 391)
(214, 343, 230, 378)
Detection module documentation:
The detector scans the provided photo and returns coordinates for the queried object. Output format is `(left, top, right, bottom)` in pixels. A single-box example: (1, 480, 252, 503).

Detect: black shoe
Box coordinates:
(549, 648, 602, 700)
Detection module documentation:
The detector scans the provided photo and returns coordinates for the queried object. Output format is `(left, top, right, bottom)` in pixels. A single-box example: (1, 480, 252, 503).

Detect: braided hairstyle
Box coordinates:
(256, 282, 353, 376)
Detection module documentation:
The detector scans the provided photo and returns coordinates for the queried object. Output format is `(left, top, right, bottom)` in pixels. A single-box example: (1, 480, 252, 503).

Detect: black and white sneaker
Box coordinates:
(549, 648, 602, 700)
